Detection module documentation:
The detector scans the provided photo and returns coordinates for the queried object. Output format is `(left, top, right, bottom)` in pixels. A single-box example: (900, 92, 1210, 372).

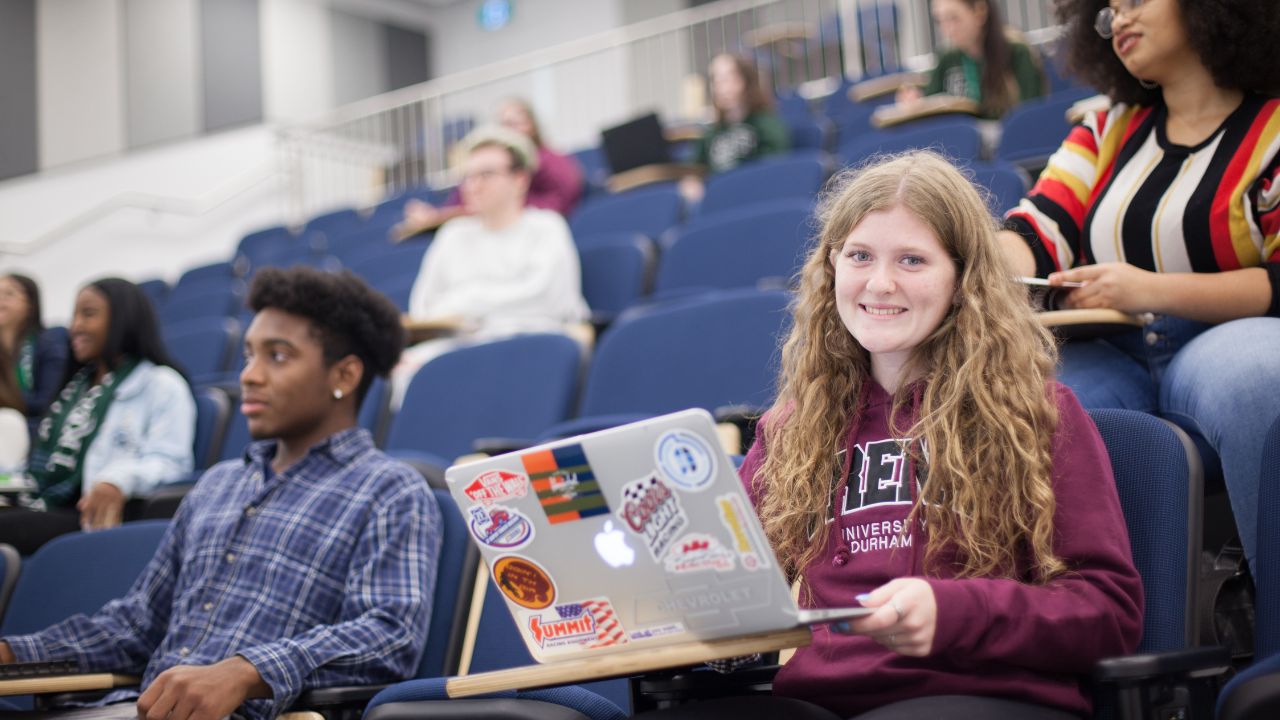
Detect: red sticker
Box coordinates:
(465, 470, 530, 506)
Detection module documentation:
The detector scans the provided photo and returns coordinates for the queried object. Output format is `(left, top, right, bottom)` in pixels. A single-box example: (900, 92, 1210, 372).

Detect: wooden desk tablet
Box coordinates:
(1037, 308, 1144, 340)
(445, 626, 811, 698)
(871, 95, 980, 129)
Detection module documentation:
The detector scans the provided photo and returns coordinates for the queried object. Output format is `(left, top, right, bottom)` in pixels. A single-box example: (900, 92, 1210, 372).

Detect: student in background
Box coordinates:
(397, 97, 585, 237)
(896, 0, 1045, 118)
(999, 0, 1280, 575)
(0, 267, 440, 720)
(0, 273, 68, 435)
(642, 152, 1142, 720)
(393, 125, 588, 406)
(679, 53, 791, 204)
(0, 278, 195, 555)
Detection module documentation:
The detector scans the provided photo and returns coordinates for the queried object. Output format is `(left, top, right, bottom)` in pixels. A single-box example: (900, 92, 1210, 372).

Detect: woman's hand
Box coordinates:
(1049, 262, 1159, 314)
(895, 85, 923, 106)
(78, 481, 125, 531)
(836, 578, 938, 657)
(678, 175, 705, 205)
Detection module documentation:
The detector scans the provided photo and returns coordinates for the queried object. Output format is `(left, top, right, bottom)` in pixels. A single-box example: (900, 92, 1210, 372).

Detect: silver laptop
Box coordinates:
(444, 409, 871, 663)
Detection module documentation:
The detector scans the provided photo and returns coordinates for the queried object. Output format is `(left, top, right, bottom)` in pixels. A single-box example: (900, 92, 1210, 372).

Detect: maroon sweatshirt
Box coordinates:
(740, 381, 1144, 717)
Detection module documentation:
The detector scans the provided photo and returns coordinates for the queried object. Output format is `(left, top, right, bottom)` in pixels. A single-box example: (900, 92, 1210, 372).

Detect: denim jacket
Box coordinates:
(79, 360, 195, 498)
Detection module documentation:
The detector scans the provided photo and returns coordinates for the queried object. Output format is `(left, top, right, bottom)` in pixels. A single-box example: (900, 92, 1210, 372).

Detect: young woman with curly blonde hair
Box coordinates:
(646, 152, 1144, 720)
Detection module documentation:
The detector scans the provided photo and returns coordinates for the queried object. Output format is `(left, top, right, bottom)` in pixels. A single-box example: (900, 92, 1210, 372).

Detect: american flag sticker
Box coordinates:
(521, 443, 611, 524)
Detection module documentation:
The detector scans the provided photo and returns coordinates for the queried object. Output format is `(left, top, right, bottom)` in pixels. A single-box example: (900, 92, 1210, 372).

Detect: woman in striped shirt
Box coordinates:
(999, 0, 1280, 574)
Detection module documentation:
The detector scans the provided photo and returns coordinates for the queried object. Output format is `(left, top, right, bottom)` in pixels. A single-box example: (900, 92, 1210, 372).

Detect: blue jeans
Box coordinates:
(1058, 315, 1280, 572)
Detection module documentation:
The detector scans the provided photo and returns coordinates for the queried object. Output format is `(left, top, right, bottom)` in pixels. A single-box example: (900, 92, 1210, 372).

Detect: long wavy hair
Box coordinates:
(756, 151, 1065, 583)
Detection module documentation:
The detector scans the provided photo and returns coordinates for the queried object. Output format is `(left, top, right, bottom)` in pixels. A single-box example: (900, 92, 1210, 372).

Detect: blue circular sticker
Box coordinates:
(655, 430, 716, 492)
(468, 503, 534, 550)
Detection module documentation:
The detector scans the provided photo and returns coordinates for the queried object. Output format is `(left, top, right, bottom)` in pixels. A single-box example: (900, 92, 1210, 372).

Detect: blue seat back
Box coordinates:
(136, 279, 170, 310)
(996, 87, 1098, 166)
(193, 386, 230, 470)
(969, 161, 1030, 216)
(160, 287, 243, 327)
(788, 116, 829, 152)
(579, 235, 653, 316)
(162, 317, 240, 384)
(1088, 409, 1201, 652)
(569, 185, 683, 240)
(0, 521, 169, 634)
(1256, 415, 1280, 658)
(386, 334, 583, 463)
(655, 201, 814, 296)
(348, 240, 430, 291)
(838, 119, 983, 168)
(699, 152, 829, 217)
(235, 225, 294, 266)
(417, 489, 477, 678)
(303, 207, 364, 239)
(571, 146, 610, 198)
(0, 545, 17, 624)
(580, 289, 790, 417)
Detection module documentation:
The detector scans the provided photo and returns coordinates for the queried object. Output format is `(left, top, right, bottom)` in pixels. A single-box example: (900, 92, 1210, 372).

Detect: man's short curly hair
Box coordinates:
(248, 267, 405, 402)
(1055, 0, 1280, 106)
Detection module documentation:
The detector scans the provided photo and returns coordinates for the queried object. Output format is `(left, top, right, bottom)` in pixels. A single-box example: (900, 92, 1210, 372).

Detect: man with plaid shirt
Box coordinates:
(1, 268, 441, 720)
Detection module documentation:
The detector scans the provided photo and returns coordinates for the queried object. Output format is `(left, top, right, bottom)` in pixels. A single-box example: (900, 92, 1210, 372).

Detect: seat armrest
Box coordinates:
(1094, 645, 1232, 682)
(633, 664, 780, 712)
(713, 405, 764, 452)
(291, 683, 390, 709)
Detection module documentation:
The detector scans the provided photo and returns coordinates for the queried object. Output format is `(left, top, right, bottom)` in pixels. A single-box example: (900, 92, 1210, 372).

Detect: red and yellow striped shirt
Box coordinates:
(1005, 94, 1280, 316)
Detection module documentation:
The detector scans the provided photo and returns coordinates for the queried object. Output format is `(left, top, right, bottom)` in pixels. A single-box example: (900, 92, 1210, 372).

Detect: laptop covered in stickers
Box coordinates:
(444, 408, 872, 663)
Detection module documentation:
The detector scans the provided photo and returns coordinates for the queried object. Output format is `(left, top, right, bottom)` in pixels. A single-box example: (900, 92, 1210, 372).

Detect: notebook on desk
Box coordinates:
(444, 409, 872, 663)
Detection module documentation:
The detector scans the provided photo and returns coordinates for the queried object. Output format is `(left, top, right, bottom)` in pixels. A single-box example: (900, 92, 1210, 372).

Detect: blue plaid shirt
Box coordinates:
(5, 428, 441, 720)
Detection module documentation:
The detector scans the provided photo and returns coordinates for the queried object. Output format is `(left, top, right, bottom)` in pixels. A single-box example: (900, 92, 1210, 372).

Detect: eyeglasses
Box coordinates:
(462, 166, 515, 183)
(1095, 0, 1147, 39)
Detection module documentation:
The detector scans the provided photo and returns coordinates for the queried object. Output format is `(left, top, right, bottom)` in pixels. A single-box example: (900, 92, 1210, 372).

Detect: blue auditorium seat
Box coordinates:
(654, 200, 814, 297)
(162, 317, 240, 385)
(192, 385, 230, 470)
(996, 87, 1098, 172)
(384, 334, 583, 472)
(569, 184, 683, 241)
(542, 288, 790, 440)
(968, 161, 1031, 216)
(0, 544, 17, 623)
(1216, 415, 1280, 720)
(0, 521, 169, 708)
(578, 234, 654, 322)
(698, 152, 830, 218)
(837, 118, 983, 168)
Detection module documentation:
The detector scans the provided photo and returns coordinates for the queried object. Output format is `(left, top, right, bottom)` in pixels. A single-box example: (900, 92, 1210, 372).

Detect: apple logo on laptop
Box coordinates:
(594, 520, 636, 568)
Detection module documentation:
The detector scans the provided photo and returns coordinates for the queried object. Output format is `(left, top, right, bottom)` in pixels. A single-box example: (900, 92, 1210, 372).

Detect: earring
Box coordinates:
(332, 388, 344, 400)
(1139, 78, 1158, 90)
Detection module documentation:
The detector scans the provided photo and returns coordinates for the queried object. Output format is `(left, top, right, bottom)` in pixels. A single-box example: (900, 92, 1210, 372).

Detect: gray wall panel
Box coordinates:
(0, 0, 38, 181)
(125, 0, 201, 149)
(385, 24, 429, 91)
(200, 0, 263, 131)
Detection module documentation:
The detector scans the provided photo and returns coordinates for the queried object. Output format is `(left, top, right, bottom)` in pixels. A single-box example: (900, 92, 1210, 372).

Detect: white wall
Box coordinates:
(331, 8, 390, 106)
(260, 0, 335, 121)
(429, 0, 623, 78)
(124, 0, 202, 148)
(37, 0, 128, 168)
(0, 127, 287, 326)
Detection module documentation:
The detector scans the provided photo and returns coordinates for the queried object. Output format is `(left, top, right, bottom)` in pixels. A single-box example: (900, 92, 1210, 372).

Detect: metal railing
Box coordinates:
(277, 0, 1060, 224)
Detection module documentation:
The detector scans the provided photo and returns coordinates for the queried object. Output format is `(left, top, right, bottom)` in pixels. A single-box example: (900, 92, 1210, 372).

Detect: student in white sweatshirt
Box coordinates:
(392, 126, 588, 406)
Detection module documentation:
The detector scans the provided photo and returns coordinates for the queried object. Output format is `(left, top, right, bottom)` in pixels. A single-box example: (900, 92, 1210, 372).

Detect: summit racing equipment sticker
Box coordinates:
(525, 597, 629, 652)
